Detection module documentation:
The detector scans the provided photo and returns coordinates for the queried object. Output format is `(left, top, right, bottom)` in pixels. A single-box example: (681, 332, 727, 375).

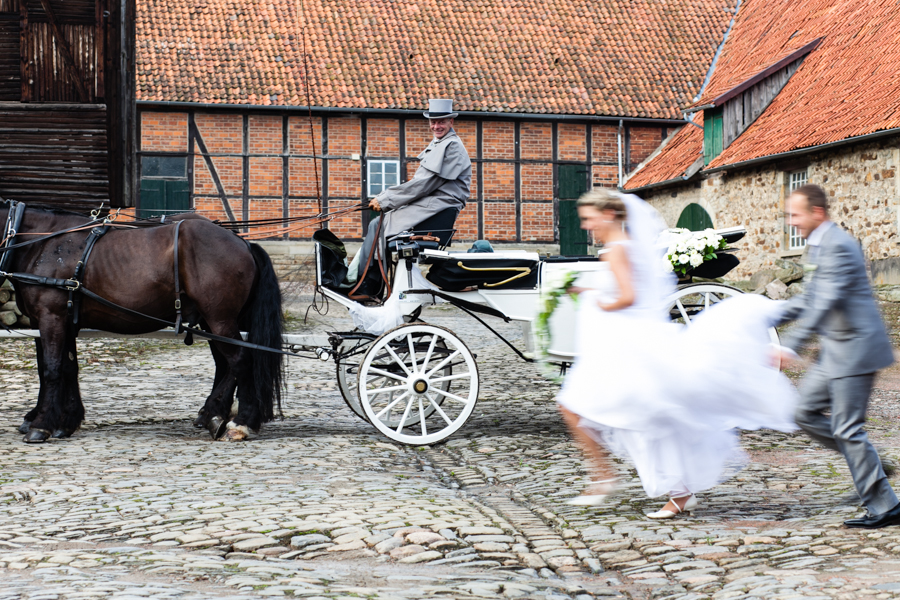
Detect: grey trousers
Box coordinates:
(796, 368, 899, 515)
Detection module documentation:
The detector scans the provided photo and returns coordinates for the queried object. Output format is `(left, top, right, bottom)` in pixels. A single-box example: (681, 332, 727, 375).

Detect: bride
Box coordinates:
(557, 189, 798, 518)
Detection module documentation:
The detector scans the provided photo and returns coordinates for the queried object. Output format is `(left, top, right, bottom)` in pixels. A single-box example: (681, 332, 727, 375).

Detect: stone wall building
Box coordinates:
(135, 0, 736, 251)
(625, 0, 900, 281)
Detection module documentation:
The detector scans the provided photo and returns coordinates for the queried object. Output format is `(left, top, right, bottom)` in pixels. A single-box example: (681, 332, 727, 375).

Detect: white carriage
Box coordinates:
(311, 225, 765, 447)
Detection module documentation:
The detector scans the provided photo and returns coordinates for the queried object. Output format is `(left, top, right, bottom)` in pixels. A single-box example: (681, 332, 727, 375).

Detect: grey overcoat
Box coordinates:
(376, 129, 471, 239)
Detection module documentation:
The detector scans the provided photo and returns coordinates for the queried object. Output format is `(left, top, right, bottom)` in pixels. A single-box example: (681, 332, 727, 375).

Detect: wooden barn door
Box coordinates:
(0, 11, 19, 101)
(557, 164, 590, 256)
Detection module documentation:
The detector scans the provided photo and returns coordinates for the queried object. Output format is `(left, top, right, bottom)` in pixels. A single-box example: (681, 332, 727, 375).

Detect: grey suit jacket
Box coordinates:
(778, 224, 894, 378)
(377, 130, 471, 239)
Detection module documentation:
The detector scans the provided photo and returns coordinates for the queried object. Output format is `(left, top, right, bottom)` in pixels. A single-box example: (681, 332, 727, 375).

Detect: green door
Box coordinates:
(139, 179, 190, 218)
(676, 203, 714, 231)
(557, 164, 590, 256)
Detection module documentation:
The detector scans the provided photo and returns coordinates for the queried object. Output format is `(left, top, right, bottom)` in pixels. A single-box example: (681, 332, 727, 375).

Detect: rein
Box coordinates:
(1, 269, 301, 358)
(0, 201, 367, 252)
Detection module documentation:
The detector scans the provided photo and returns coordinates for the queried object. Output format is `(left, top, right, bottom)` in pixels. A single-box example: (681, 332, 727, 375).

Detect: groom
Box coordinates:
(777, 183, 899, 528)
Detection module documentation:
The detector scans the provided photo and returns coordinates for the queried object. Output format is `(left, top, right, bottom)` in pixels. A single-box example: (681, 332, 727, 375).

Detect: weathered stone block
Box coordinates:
(750, 270, 777, 289)
(765, 279, 788, 299)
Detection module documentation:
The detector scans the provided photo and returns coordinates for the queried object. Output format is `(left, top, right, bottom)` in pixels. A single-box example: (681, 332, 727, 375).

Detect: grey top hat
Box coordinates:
(423, 98, 459, 119)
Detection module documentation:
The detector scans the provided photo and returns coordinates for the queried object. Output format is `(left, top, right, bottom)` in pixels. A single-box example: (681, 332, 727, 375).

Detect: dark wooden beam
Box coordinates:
(38, 0, 89, 102)
(19, 0, 31, 102)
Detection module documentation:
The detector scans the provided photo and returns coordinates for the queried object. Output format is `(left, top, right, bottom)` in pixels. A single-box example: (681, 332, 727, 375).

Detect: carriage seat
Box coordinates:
(386, 207, 459, 253)
(421, 249, 541, 291)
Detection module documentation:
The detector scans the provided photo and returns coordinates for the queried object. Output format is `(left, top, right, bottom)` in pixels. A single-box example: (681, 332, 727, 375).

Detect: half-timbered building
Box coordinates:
(136, 0, 737, 251)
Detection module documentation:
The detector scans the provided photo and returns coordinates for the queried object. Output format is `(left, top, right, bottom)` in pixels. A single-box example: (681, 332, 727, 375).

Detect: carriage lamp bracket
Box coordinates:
(398, 241, 420, 288)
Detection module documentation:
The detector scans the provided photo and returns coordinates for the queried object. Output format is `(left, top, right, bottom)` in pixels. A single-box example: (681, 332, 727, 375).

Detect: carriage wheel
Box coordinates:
(358, 323, 479, 445)
(340, 339, 451, 426)
(336, 343, 370, 422)
(667, 283, 779, 344)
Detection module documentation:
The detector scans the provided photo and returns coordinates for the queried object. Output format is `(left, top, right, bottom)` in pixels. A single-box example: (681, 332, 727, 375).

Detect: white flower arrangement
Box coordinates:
(665, 228, 727, 277)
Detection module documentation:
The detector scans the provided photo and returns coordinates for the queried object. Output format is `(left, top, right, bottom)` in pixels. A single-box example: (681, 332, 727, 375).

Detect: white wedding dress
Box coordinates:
(557, 240, 798, 498)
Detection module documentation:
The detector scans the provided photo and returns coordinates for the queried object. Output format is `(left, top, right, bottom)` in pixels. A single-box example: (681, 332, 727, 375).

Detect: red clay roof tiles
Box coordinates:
(625, 115, 704, 189)
(627, 0, 900, 188)
(136, 0, 736, 119)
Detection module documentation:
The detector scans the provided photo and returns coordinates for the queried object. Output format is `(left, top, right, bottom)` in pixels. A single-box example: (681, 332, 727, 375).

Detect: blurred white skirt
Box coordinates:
(557, 293, 798, 498)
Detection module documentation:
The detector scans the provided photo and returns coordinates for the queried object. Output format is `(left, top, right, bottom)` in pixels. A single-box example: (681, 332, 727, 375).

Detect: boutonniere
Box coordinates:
(803, 264, 818, 273)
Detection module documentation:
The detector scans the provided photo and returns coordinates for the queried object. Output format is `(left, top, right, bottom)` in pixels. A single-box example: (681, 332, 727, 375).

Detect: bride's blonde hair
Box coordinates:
(576, 188, 627, 220)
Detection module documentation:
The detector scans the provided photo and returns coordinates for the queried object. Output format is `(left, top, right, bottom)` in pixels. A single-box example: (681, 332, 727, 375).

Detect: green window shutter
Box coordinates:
(166, 180, 191, 212)
(139, 179, 166, 219)
(703, 107, 724, 165)
(676, 203, 714, 231)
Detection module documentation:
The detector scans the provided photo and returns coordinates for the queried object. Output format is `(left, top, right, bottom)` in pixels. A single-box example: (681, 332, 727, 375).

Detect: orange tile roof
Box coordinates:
(136, 0, 736, 119)
(627, 0, 900, 187)
(625, 115, 704, 189)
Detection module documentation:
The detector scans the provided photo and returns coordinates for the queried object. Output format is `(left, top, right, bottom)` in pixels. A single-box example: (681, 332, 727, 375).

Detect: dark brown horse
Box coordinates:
(0, 201, 284, 443)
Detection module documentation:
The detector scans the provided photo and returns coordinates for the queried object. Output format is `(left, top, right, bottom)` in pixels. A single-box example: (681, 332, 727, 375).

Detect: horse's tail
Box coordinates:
(240, 243, 285, 424)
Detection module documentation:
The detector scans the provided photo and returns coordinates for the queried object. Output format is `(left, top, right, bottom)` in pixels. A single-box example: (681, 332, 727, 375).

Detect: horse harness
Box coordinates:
(0, 202, 299, 358)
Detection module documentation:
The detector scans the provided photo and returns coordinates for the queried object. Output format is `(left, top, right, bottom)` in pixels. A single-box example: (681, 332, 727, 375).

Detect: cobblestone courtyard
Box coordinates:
(3, 298, 900, 599)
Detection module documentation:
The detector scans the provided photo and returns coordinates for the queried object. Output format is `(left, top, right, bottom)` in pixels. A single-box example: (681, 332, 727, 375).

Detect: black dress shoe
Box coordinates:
(844, 502, 900, 529)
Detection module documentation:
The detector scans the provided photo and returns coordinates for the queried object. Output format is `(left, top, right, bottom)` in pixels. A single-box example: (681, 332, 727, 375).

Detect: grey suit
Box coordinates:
(779, 223, 897, 515)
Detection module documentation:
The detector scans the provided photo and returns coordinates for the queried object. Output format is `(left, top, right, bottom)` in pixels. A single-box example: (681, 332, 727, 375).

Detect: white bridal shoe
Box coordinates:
(565, 479, 619, 506)
(646, 494, 699, 519)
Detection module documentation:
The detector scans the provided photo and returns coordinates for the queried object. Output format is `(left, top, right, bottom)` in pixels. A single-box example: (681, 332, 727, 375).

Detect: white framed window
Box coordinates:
(367, 160, 400, 197)
(787, 169, 808, 249)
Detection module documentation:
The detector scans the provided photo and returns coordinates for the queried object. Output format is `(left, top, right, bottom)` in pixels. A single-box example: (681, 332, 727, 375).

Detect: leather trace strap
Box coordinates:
(348, 213, 385, 302)
(173, 220, 185, 335)
(68, 224, 110, 325)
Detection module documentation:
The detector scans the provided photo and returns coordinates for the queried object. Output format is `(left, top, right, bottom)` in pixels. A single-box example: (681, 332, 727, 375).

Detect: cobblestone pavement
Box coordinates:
(3, 299, 900, 599)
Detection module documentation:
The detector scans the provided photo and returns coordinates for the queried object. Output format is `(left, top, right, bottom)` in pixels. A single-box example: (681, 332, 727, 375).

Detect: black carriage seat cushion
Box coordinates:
(425, 255, 540, 291)
(409, 207, 459, 246)
(386, 206, 459, 252)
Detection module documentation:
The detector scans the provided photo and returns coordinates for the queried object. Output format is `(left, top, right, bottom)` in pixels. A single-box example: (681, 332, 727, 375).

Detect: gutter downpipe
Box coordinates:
(617, 119, 624, 188)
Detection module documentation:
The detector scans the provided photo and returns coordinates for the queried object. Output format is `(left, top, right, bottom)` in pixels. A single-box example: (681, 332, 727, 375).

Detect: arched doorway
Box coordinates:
(676, 203, 714, 231)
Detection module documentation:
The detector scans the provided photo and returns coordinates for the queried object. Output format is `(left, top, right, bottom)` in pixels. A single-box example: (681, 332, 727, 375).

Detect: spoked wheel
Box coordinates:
(358, 323, 479, 445)
(336, 342, 370, 422)
(667, 283, 779, 344)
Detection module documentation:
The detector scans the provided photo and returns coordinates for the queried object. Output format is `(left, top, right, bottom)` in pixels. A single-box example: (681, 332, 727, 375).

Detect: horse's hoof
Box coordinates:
(221, 427, 248, 442)
(23, 429, 50, 443)
(193, 413, 210, 429)
(207, 416, 227, 440)
(17, 420, 32, 434)
(51, 429, 73, 439)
